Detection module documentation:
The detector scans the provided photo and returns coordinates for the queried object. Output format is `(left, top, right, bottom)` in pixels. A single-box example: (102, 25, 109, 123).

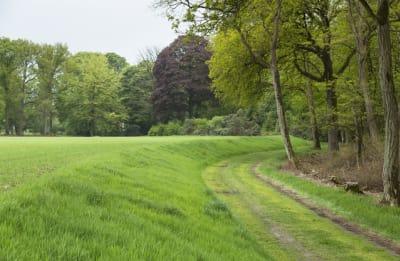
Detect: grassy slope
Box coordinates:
(0, 136, 297, 260)
(257, 149, 400, 244)
(204, 153, 396, 261)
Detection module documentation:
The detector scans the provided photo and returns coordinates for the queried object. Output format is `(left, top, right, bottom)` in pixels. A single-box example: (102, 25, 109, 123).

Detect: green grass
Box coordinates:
(0, 136, 302, 260)
(256, 148, 400, 245)
(0, 136, 398, 260)
(204, 153, 396, 261)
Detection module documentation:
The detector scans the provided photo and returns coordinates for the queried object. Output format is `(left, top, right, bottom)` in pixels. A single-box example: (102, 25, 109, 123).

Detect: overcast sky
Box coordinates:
(0, 0, 178, 63)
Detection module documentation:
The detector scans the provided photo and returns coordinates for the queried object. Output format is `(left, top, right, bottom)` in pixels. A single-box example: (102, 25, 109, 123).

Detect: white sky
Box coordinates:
(0, 0, 178, 63)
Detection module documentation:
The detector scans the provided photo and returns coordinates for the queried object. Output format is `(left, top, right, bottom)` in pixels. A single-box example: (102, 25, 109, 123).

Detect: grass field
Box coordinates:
(0, 136, 398, 260)
(0, 136, 296, 260)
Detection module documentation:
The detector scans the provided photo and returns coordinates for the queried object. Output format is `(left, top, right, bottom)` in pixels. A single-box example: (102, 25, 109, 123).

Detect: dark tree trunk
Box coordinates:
(326, 81, 339, 152)
(271, 0, 297, 167)
(352, 107, 364, 168)
(3, 81, 12, 136)
(305, 81, 321, 149)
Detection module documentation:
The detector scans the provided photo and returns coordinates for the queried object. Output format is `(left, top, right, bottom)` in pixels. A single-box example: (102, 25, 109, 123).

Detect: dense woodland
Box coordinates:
(1, 0, 400, 205)
(154, 0, 400, 206)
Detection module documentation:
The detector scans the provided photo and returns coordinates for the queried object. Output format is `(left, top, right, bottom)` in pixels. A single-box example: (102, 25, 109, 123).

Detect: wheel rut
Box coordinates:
(203, 153, 399, 260)
(252, 162, 400, 257)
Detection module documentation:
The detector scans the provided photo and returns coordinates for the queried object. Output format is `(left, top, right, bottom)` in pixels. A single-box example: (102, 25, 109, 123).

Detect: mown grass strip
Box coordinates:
(257, 149, 400, 245)
(204, 152, 397, 260)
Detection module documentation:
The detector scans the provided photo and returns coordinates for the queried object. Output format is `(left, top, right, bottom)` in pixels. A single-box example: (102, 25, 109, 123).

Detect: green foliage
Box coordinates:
(36, 43, 69, 135)
(105, 52, 129, 72)
(209, 29, 268, 107)
(120, 61, 154, 135)
(182, 118, 210, 135)
(150, 110, 261, 136)
(58, 52, 126, 136)
(148, 121, 182, 136)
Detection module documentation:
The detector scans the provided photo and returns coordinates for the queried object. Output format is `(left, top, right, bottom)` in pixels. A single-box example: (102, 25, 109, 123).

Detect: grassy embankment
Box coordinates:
(0, 136, 300, 260)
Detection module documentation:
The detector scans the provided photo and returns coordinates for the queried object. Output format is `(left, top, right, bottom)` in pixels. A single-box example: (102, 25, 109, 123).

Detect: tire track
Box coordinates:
(252, 162, 400, 256)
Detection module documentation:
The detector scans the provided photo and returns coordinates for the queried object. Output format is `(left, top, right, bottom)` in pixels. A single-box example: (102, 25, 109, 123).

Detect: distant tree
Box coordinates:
(105, 52, 129, 73)
(152, 35, 214, 122)
(59, 52, 126, 136)
(36, 44, 69, 135)
(0, 38, 38, 135)
(14, 39, 38, 135)
(120, 60, 154, 135)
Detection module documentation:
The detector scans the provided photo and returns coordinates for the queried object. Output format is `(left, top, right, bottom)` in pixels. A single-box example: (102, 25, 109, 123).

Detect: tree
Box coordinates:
(36, 44, 68, 135)
(0, 38, 20, 135)
(152, 35, 214, 122)
(348, 0, 380, 142)
(290, 0, 356, 152)
(14, 39, 38, 135)
(0, 38, 38, 135)
(157, 0, 297, 166)
(58, 52, 126, 136)
(105, 52, 129, 73)
(357, 0, 400, 205)
(120, 60, 154, 135)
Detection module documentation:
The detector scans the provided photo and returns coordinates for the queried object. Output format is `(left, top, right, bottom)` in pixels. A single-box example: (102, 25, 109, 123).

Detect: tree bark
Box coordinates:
(376, 0, 400, 205)
(326, 81, 339, 152)
(305, 81, 321, 149)
(359, 0, 400, 205)
(271, 0, 297, 167)
(3, 79, 13, 136)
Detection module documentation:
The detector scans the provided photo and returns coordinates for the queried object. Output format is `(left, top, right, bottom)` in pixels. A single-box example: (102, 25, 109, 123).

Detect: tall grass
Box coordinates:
(0, 136, 302, 260)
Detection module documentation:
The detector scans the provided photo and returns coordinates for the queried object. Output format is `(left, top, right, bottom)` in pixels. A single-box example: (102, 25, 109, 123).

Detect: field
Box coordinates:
(0, 136, 398, 260)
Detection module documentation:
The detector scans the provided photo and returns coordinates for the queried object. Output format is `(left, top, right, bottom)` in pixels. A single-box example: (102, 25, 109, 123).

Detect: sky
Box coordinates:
(0, 0, 178, 63)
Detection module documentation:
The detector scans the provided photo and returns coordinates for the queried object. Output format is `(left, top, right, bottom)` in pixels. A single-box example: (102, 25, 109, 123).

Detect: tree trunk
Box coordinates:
(322, 47, 340, 152)
(348, 0, 380, 142)
(358, 45, 379, 142)
(305, 81, 321, 149)
(3, 81, 12, 136)
(326, 81, 339, 152)
(376, 0, 400, 206)
(270, 0, 297, 167)
(352, 107, 364, 168)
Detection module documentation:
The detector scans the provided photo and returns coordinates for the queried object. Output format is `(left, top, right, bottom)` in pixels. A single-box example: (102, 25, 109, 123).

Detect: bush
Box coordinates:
(148, 125, 164, 136)
(149, 110, 261, 136)
(148, 122, 182, 136)
(221, 110, 260, 136)
(182, 119, 210, 135)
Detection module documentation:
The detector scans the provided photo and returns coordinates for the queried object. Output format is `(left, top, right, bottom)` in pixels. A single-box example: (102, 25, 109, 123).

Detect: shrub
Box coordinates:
(182, 119, 211, 135)
(164, 122, 182, 136)
(148, 122, 182, 136)
(148, 124, 164, 136)
(149, 110, 261, 136)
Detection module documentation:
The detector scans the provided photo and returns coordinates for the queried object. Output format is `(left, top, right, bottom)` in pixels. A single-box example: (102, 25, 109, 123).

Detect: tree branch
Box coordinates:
(357, 0, 378, 20)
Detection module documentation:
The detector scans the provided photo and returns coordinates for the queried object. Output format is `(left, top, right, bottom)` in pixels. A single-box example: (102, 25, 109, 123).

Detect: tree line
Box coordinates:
(0, 36, 225, 136)
(156, 0, 400, 206)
